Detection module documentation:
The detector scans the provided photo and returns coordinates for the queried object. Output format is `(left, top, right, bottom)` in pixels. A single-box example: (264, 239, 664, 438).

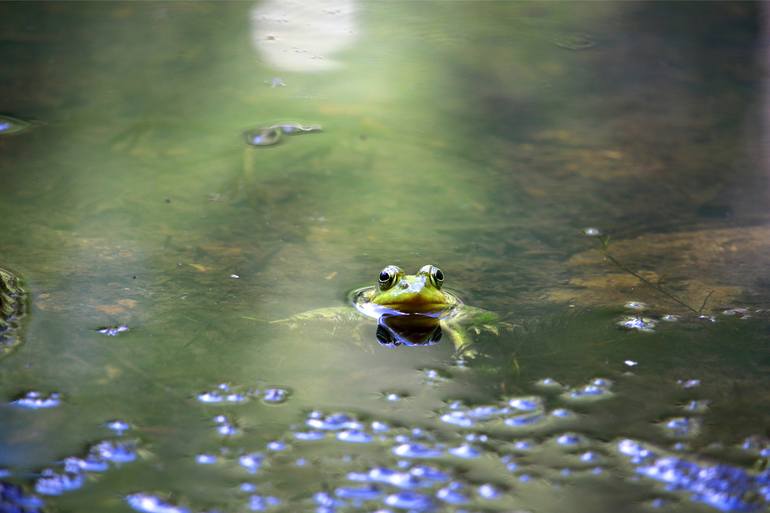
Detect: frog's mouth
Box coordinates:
(375, 300, 451, 314)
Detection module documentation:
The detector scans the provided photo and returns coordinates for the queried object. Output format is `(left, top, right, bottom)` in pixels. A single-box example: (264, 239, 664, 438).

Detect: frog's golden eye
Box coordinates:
(378, 265, 401, 290)
(419, 264, 444, 289)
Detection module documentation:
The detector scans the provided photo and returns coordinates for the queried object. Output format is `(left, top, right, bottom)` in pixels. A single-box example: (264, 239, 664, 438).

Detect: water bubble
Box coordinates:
(266, 440, 288, 452)
(0, 481, 44, 511)
(125, 493, 192, 513)
(448, 444, 481, 459)
(439, 411, 475, 428)
(371, 421, 390, 433)
(683, 400, 709, 413)
(513, 440, 536, 452)
(247, 494, 280, 511)
(563, 378, 613, 402)
(583, 227, 602, 237)
(89, 439, 138, 463)
(12, 391, 62, 409)
(262, 387, 290, 404)
(504, 413, 544, 427)
(105, 419, 131, 434)
(477, 483, 501, 500)
(436, 483, 468, 504)
(619, 440, 770, 512)
(239, 453, 264, 473)
(307, 412, 360, 431)
(624, 360, 638, 367)
(624, 301, 648, 311)
(392, 443, 443, 459)
(97, 325, 129, 336)
(554, 33, 596, 51)
(196, 454, 218, 465)
(508, 396, 543, 412)
(579, 451, 602, 463)
(337, 429, 373, 444)
(661, 314, 680, 322)
(265, 77, 286, 88)
(384, 491, 435, 511)
(677, 379, 701, 389)
(64, 456, 109, 473)
(292, 430, 326, 441)
(661, 417, 701, 438)
(555, 433, 587, 447)
(335, 484, 382, 500)
(534, 377, 564, 390)
(214, 416, 240, 437)
(551, 408, 575, 419)
(35, 469, 85, 495)
(617, 439, 657, 464)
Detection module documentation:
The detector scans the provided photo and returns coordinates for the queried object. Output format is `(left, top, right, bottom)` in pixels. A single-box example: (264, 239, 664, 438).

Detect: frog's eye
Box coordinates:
(378, 265, 401, 290)
(419, 264, 444, 289)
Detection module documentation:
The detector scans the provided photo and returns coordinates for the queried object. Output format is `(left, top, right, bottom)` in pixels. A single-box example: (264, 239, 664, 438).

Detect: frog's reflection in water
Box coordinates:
(375, 314, 442, 348)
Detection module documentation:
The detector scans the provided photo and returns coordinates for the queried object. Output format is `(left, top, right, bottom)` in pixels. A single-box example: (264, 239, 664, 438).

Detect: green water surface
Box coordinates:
(1, 2, 769, 512)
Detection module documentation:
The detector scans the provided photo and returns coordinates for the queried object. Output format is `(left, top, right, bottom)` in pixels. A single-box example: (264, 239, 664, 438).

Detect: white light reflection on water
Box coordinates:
(250, 0, 358, 72)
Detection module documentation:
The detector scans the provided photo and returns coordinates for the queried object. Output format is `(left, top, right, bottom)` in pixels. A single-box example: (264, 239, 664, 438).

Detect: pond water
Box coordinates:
(2, 1, 770, 512)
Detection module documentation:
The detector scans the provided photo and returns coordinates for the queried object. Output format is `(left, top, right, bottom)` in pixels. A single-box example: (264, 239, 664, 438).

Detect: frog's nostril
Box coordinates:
(400, 281, 409, 289)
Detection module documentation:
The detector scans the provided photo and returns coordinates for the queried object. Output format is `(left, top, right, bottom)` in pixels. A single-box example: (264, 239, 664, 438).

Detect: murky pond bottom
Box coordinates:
(2, 1, 770, 512)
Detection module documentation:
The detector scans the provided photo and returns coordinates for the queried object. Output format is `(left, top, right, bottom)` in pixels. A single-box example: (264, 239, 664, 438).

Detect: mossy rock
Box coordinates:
(0, 266, 26, 356)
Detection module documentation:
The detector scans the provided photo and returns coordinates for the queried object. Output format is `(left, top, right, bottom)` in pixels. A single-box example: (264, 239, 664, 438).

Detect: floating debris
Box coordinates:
(722, 307, 751, 319)
(12, 391, 61, 409)
(243, 126, 282, 146)
(617, 316, 657, 333)
(97, 325, 129, 336)
(0, 114, 33, 136)
(243, 123, 321, 147)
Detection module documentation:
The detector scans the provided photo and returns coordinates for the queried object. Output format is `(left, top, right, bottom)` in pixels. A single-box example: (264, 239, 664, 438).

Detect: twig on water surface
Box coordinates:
(596, 234, 712, 316)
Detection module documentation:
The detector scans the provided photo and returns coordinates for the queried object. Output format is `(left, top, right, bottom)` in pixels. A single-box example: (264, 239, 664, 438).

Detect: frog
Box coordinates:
(272, 264, 511, 356)
(0, 266, 27, 357)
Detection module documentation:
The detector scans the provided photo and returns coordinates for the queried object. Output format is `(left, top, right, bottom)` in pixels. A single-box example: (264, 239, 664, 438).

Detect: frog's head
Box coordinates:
(370, 264, 451, 314)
